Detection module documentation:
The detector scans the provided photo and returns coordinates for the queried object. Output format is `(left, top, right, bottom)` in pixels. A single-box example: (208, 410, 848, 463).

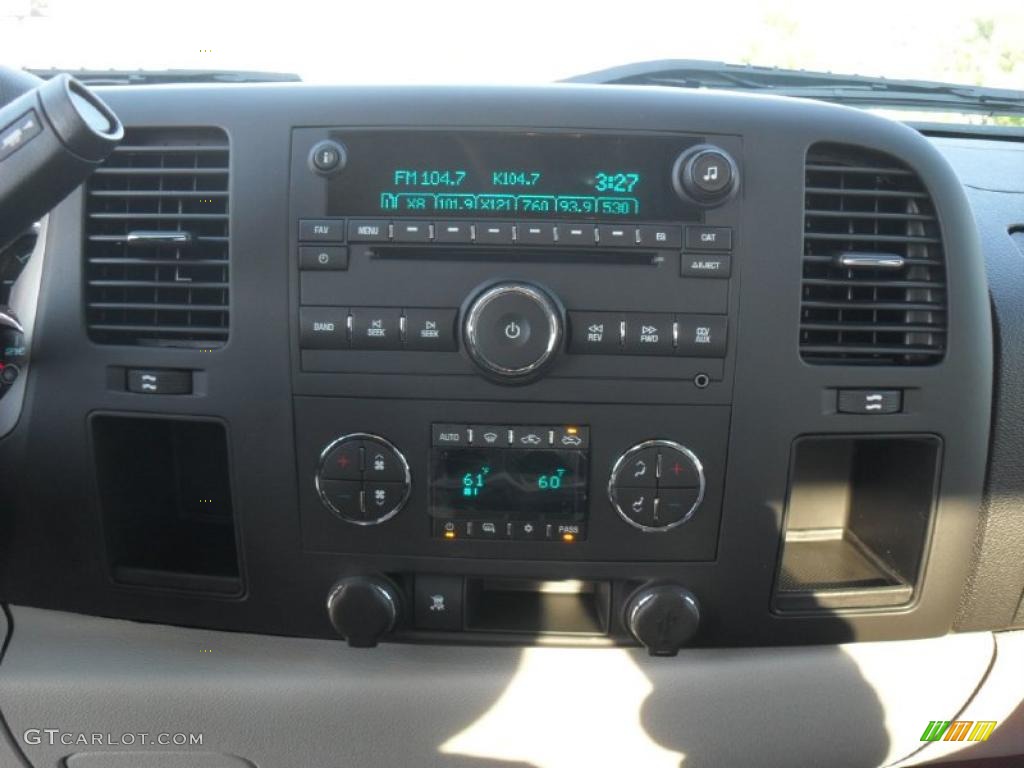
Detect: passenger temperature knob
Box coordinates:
(625, 583, 701, 656)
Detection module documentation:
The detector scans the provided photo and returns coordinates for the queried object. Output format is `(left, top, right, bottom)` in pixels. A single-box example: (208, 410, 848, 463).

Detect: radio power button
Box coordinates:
(463, 282, 563, 383)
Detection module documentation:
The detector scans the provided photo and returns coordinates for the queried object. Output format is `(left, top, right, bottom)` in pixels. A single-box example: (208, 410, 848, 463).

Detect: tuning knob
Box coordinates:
(625, 583, 701, 656)
(673, 144, 739, 207)
(463, 281, 563, 383)
(326, 575, 400, 648)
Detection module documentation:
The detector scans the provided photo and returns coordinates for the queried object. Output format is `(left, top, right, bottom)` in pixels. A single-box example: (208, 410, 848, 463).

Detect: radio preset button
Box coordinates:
(681, 254, 732, 278)
(636, 224, 682, 249)
(475, 222, 514, 244)
(516, 222, 558, 245)
(300, 307, 350, 349)
(404, 308, 457, 351)
(351, 308, 402, 350)
(348, 220, 390, 242)
(569, 311, 622, 354)
(393, 221, 432, 242)
(675, 315, 727, 358)
(299, 218, 346, 242)
(624, 313, 674, 356)
(597, 224, 634, 247)
(558, 223, 597, 245)
(434, 221, 474, 243)
(299, 245, 349, 271)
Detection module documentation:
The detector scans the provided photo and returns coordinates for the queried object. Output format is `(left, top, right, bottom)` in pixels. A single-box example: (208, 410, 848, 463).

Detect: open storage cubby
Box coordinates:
(91, 414, 242, 595)
(773, 435, 941, 612)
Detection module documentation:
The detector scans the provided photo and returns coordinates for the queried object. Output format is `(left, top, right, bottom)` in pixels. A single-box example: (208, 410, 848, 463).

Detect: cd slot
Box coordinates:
(371, 245, 661, 266)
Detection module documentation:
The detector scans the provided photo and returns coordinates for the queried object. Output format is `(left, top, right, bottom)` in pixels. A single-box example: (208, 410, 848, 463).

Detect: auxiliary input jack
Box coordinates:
(694, 373, 710, 389)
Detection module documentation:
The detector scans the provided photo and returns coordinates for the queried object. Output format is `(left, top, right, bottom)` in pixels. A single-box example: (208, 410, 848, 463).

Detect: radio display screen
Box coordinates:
(430, 447, 588, 520)
(327, 130, 701, 220)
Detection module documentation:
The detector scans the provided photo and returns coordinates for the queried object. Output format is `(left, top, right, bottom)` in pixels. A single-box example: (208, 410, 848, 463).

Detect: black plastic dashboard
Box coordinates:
(0, 82, 1019, 651)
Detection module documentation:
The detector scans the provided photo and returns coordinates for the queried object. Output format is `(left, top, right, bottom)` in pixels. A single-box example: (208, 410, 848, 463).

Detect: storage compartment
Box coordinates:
(466, 578, 610, 635)
(91, 414, 242, 595)
(773, 435, 940, 612)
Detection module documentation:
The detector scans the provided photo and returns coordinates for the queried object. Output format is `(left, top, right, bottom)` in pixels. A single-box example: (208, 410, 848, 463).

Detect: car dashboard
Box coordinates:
(0, 81, 1022, 767)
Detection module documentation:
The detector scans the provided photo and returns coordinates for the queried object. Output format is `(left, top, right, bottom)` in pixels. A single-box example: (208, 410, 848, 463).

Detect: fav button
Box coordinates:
(299, 219, 345, 242)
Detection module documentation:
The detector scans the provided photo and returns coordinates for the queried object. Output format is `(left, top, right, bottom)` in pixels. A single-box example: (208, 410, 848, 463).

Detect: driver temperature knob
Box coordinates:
(625, 583, 701, 656)
(326, 575, 400, 648)
(463, 281, 563, 383)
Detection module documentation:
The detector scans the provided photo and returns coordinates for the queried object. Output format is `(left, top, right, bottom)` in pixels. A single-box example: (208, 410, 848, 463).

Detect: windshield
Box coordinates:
(3, 0, 1022, 91)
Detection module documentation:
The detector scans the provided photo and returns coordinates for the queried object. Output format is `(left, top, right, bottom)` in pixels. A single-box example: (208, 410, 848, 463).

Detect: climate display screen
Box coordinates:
(430, 447, 588, 520)
(327, 130, 701, 220)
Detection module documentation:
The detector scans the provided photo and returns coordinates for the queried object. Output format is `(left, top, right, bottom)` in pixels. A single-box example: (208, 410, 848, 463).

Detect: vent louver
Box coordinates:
(801, 143, 946, 365)
(85, 128, 229, 346)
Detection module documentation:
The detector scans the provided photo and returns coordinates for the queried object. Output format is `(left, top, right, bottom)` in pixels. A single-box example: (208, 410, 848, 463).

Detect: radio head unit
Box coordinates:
(325, 130, 707, 221)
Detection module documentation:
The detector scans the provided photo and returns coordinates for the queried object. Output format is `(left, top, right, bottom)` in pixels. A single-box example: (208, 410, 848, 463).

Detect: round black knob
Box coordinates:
(326, 575, 400, 647)
(673, 145, 739, 206)
(625, 583, 700, 656)
(309, 139, 347, 176)
(463, 282, 563, 382)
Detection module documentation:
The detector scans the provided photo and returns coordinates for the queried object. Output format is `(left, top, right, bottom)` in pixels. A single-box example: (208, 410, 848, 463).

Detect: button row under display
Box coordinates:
(433, 519, 586, 542)
(432, 424, 589, 449)
(300, 307, 457, 351)
(344, 218, 685, 249)
(569, 312, 727, 357)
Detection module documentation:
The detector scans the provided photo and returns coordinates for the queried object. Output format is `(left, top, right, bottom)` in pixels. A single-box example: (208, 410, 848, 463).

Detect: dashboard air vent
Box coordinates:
(85, 128, 229, 346)
(801, 144, 946, 365)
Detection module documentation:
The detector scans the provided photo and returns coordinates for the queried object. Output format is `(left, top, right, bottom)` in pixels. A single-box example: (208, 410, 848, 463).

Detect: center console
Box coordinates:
(0, 85, 994, 655)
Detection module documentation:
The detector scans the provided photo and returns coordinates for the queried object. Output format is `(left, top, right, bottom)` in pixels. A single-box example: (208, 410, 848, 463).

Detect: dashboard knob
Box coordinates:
(673, 144, 739, 206)
(625, 583, 701, 656)
(315, 433, 411, 525)
(326, 575, 400, 647)
(609, 440, 705, 532)
(463, 282, 563, 383)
